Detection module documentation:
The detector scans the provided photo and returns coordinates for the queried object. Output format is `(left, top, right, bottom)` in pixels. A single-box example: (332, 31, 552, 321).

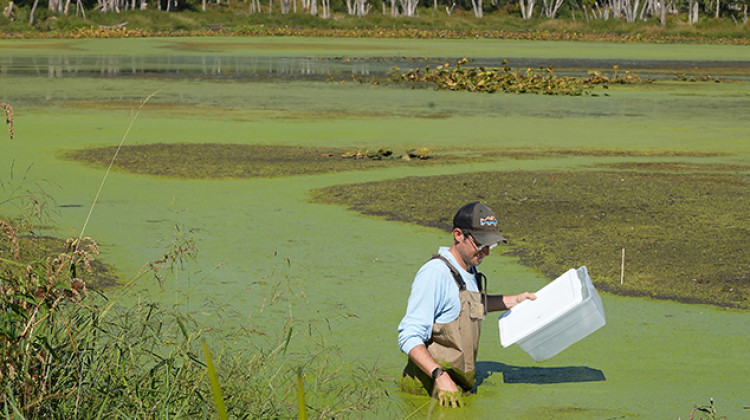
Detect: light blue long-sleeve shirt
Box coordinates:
(397, 247, 480, 356)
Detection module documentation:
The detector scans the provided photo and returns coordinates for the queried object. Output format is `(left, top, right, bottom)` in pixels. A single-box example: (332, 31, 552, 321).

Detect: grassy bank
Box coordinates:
(1, 5, 748, 42)
(0, 213, 393, 418)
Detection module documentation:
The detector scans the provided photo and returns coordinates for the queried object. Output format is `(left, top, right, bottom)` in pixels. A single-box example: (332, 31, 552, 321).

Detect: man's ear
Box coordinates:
(452, 228, 463, 244)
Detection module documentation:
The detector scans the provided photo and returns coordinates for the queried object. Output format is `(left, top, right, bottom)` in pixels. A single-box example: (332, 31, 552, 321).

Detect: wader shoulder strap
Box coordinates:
(430, 255, 466, 291)
(430, 255, 486, 294)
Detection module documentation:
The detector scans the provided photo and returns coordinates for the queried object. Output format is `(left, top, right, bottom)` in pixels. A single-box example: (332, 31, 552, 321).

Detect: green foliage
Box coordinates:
(0, 6, 748, 43)
(1, 176, 393, 418)
(202, 341, 228, 420)
(388, 59, 656, 95)
(390, 58, 592, 95)
(0, 218, 394, 417)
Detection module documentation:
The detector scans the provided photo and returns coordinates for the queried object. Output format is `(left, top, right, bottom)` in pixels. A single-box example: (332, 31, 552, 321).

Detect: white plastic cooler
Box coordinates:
(498, 266, 606, 362)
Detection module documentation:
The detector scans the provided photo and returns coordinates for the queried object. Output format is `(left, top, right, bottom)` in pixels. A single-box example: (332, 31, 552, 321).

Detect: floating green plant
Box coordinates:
(312, 168, 750, 309)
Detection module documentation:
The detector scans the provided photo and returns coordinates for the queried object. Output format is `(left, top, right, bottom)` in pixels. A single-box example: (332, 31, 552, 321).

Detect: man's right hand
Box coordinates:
(434, 373, 464, 408)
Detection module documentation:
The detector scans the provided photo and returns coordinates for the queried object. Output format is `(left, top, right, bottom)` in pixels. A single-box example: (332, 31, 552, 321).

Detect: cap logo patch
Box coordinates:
(480, 216, 498, 227)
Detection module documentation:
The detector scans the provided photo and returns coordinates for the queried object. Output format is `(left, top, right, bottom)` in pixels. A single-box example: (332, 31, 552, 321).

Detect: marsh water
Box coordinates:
(4, 53, 750, 81)
(1, 37, 749, 418)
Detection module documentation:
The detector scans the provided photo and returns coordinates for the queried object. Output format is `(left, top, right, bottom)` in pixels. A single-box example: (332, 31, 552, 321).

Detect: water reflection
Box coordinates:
(0, 55, 387, 80)
(1, 55, 748, 80)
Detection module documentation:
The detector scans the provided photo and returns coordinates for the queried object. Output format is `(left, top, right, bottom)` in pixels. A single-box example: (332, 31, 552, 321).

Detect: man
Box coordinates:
(397, 201, 536, 407)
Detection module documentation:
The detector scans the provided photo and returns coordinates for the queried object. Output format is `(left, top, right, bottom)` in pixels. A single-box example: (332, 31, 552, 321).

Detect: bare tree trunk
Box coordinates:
(3, 1, 13, 18)
(358, 0, 370, 15)
(688, 0, 698, 23)
(519, 0, 535, 18)
(398, 0, 418, 15)
(29, 0, 39, 24)
(660, 0, 666, 24)
(542, 0, 563, 18)
(622, 0, 639, 21)
(471, 0, 482, 16)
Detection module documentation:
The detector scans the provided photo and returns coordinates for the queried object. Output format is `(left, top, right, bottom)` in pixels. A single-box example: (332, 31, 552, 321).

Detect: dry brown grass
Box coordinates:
(1, 103, 13, 140)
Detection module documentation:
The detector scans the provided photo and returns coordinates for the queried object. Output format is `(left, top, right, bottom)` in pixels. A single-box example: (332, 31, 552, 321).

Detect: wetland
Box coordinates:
(1, 36, 749, 418)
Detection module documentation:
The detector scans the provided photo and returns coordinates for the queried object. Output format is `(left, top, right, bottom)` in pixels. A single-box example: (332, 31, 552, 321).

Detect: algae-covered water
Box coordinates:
(1, 37, 749, 418)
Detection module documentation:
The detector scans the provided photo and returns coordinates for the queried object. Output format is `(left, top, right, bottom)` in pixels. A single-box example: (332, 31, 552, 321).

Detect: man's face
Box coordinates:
(455, 229, 492, 268)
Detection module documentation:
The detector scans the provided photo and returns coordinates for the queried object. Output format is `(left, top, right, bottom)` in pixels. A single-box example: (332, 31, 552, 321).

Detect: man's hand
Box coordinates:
(433, 372, 464, 408)
(505, 292, 537, 309)
(437, 389, 464, 408)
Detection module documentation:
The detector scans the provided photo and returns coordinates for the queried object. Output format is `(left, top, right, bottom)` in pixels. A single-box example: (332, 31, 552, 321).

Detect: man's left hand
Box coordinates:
(505, 292, 537, 309)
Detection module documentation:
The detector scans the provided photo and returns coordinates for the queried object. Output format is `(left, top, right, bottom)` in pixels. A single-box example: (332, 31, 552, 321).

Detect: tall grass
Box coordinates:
(0, 102, 395, 418)
(1, 205, 394, 418)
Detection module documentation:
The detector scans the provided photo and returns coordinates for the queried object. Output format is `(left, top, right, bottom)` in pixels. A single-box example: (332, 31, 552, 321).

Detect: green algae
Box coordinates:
(312, 169, 750, 309)
(2, 37, 750, 419)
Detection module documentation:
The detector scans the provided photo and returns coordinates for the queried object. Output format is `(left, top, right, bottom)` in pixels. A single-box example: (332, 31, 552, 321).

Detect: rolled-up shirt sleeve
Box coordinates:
(397, 261, 460, 355)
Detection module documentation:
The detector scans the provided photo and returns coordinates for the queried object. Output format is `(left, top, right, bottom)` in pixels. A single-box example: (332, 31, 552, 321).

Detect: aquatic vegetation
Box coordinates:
(312, 167, 750, 309)
(583, 65, 655, 85)
(0, 213, 395, 417)
(64, 143, 445, 178)
(390, 58, 592, 96)
(684, 398, 727, 420)
(68, 144, 717, 180)
(389, 59, 656, 95)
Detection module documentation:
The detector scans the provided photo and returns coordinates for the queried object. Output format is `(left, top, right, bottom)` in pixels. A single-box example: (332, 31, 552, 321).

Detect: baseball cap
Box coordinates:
(452, 202, 507, 246)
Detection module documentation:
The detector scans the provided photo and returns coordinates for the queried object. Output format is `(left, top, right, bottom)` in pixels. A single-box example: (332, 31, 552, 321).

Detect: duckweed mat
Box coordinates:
(312, 168, 750, 309)
(64, 143, 448, 179)
(63, 144, 732, 179)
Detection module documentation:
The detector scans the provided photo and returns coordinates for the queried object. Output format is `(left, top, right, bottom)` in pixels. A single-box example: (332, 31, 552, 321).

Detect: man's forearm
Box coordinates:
(407, 344, 442, 375)
(407, 344, 460, 393)
(485, 292, 537, 312)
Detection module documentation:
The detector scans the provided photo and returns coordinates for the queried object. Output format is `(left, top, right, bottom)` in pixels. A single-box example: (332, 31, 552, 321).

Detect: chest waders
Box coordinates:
(399, 255, 487, 396)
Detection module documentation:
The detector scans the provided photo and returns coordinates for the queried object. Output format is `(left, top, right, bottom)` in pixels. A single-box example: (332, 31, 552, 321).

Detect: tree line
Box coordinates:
(3, 0, 748, 29)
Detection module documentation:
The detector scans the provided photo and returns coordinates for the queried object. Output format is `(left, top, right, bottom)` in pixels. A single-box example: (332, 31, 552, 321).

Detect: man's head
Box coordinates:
(450, 202, 506, 269)
(452, 202, 506, 247)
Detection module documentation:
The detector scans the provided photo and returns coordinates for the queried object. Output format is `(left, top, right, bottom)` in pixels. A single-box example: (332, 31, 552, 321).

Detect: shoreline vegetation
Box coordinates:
(0, 1, 748, 42)
(0, 105, 392, 416)
(2, 8, 747, 413)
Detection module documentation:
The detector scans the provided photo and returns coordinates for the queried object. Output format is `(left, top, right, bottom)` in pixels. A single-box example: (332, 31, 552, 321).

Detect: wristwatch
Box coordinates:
(431, 367, 445, 380)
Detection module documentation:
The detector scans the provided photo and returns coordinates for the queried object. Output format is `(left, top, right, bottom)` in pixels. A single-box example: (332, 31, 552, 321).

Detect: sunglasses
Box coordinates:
(463, 231, 498, 252)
